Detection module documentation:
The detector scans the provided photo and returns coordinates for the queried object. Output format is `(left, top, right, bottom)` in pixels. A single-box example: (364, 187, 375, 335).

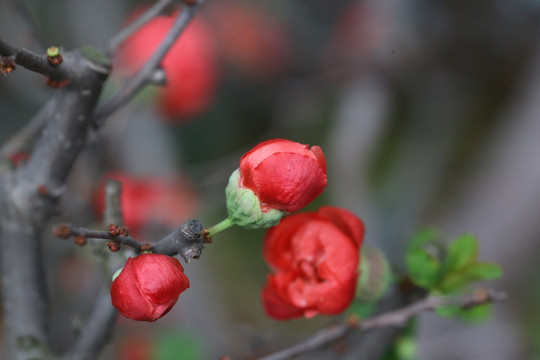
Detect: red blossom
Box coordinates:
(111, 254, 189, 321)
(262, 206, 364, 320)
(117, 5, 218, 120)
(239, 139, 327, 213)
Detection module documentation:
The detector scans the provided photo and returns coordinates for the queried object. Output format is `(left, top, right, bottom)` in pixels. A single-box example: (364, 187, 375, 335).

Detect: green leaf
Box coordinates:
(444, 234, 478, 274)
(406, 249, 441, 290)
(465, 262, 503, 280)
(408, 227, 441, 251)
(436, 304, 492, 323)
(439, 262, 503, 293)
(155, 331, 207, 360)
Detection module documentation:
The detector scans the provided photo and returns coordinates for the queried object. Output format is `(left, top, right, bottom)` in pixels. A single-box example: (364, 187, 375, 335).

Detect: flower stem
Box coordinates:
(204, 218, 234, 239)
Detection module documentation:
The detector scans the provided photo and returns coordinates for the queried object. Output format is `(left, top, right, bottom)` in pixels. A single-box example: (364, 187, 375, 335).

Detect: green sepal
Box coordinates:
(225, 169, 284, 229)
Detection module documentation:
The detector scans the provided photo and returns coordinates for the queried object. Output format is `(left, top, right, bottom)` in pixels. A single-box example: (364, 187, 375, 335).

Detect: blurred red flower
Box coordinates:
(111, 254, 189, 322)
(116, 5, 218, 120)
(95, 172, 198, 238)
(262, 206, 364, 320)
(207, 1, 291, 80)
(115, 333, 154, 360)
(239, 139, 327, 213)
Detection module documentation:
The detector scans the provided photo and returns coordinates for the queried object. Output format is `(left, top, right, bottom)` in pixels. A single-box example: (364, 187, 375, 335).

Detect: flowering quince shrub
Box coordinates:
(95, 172, 198, 237)
(261, 206, 365, 320)
(111, 254, 189, 321)
(116, 5, 218, 120)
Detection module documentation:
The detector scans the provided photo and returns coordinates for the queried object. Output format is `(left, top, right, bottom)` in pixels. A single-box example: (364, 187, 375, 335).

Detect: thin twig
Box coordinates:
(92, 0, 207, 128)
(63, 180, 125, 360)
(0, 38, 69, 79)
(54, 219, 206, 263)
(258, 289, 507, 360)
(106, 0, 175, 55)
(54, 223, 143, 251)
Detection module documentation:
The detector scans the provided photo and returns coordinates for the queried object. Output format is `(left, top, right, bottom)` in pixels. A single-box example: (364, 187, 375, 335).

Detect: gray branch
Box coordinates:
(258, 289, 506, 360)
(0, 48, 109, 360)
(0, 38, 70, 80)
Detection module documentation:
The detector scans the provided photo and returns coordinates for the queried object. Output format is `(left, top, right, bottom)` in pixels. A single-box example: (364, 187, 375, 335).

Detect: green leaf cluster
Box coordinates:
(406, 228, 502, 294)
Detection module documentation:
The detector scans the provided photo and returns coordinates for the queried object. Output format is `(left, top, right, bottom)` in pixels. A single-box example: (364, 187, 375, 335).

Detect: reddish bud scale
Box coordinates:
(262, 206, 364, 320)
(0, 57, 16, 75)
(73, 235, 87, 247)
(111, 254, 190, 321)
(239, 139, 327, 213)
(107, 240, 121, 252)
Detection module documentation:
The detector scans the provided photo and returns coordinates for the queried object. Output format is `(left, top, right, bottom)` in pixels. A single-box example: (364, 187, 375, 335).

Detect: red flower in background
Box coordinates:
(111, 254, 189, 322)
(95, 172, 198, 237)
(115, 333, 154, 360)
(239, 139, 327, 213)
(207, 1, 291, 80)
(117, 5, 218, 120)
(262, 206, 364, 320)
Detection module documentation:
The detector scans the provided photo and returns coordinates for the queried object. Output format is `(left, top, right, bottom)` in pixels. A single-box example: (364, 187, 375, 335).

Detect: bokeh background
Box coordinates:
(1, 0, 539, 359)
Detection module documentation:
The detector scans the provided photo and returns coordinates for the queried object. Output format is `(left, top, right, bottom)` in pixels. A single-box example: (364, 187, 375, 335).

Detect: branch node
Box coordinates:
(53, 223, 72, 239)
(106, 240, 121, 252)
(46, 46, 63, 67)
(0, 56, 16, 75)
(73, 235, 87, 247)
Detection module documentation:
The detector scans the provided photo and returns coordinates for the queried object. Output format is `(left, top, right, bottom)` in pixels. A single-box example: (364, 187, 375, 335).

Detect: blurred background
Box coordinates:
(1, 0, 540, 358)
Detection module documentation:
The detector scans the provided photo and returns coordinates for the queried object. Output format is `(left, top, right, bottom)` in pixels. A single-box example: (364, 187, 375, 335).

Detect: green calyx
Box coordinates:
(356, 246, 393, 302)
(225, 169, 284, 229)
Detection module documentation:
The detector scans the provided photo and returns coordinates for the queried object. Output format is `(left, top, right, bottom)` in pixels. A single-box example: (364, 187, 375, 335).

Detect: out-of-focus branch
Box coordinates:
(0, 48, 110, 360)
(63, 179, 124, 360)
(0, 38, 69, 79)
(106, 0, 175, 55)
(62, 286, 117, 360)
(91, 0, 207, 127)
(258, 289, 506, 360)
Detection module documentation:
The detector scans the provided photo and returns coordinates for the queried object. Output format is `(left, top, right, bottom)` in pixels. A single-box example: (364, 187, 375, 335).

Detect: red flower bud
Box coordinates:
(111, 254, 189, 321)
(239, 139, 327, 213)
(262, 206, 364, 320)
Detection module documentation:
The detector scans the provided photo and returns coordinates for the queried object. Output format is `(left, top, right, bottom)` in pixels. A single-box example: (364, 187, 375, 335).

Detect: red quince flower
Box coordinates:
(262, 206, 364, 320)
(117, 5, 218, 120)
(239, 139, 327, 213)
(111, 254, 189, 321)
(95, 172, 198, 238)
